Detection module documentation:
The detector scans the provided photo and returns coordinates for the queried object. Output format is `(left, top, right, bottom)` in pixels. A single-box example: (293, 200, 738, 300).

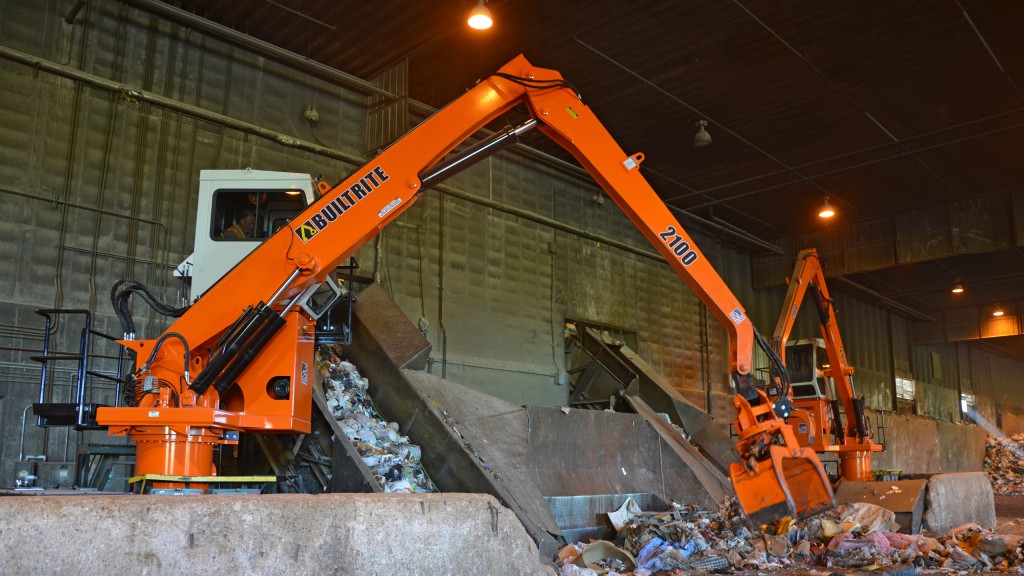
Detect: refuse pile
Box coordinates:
(985, 433, 1024, 496)
(318, 346, 437, 494)
(557, 498, 1024, 575)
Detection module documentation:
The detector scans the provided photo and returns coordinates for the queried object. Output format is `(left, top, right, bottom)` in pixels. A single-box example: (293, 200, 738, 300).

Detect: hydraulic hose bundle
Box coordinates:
(110, 279, 189, 338)
(752, 326, 794, 419)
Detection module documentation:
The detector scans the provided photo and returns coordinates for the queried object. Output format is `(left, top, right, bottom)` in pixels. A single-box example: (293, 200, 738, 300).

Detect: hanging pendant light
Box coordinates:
(467, 0, 493, 29)
(818, 195, 835, 219)
(693, 119, 712, 147)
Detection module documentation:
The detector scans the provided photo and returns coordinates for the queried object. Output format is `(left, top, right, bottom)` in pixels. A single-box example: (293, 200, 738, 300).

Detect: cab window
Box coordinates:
(211, 189, 306, 241)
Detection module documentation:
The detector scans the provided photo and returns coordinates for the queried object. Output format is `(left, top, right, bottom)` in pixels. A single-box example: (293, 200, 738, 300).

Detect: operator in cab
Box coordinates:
(222, 208, 256, 239)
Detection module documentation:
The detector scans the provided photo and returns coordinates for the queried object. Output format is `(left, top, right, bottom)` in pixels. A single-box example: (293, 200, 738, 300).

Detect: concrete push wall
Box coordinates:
(0, 493, 553, 576)
(872, 413, 987, 474)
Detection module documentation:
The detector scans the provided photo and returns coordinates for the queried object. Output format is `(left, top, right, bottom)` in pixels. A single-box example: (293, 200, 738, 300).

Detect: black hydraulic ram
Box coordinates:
(213, 304, 286, 395)
(850, 392, 871, 442)
(189, 269, 302, 396)
(188, 302, 286, 396)
(418, 119, 537, 189)
(215, 304, 260, 356)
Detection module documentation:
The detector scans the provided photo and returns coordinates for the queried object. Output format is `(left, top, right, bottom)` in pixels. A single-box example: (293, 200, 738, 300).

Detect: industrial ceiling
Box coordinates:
(157, 0, 1024, 360)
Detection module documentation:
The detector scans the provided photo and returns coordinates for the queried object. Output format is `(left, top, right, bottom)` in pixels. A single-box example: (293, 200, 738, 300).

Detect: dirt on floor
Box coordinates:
(995, 495, 1024, 537)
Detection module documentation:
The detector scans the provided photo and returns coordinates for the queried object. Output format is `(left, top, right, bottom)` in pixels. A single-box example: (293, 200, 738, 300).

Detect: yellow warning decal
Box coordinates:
(295, 223, 318, 243)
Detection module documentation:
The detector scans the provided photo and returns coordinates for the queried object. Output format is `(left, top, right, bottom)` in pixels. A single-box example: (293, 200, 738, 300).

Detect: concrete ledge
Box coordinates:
(0, 493, 554, 576)
(923, 472, 996, 536)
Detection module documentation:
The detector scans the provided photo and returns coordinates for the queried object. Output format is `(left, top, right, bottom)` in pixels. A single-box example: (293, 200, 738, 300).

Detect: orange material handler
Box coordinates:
(770, 248, 884, 482)
(96, 55, 833, 523)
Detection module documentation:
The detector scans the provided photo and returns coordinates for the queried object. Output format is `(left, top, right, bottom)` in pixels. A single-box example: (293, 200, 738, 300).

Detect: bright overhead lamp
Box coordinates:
(951, 278, 964, 294)
(467, 0, 493, 30)
(818, 195, 835, 219)
(993, 304, 1005, 317)
(693, 119, 712, 147)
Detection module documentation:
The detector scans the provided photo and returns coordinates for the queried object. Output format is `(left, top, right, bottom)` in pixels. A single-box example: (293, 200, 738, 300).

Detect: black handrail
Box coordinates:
(33, 309, 126, 427)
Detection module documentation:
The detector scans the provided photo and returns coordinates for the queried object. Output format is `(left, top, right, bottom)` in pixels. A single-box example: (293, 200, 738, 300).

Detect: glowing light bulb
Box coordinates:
(468, 1, 492, 29)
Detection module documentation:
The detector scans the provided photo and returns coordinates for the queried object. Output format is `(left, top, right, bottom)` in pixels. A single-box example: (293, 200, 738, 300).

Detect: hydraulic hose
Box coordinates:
(137, 331, 191, 379)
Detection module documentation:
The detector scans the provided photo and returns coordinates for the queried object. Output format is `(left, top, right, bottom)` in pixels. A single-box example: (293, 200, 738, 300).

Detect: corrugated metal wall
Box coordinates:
(911, 343, 960, 422)
(753, 192, 1015, 289)
(835, 294, 893, 409)
(965, 345, 1024, 431)
(751, 219, 896, 290)
(897, 195, 1011, 263)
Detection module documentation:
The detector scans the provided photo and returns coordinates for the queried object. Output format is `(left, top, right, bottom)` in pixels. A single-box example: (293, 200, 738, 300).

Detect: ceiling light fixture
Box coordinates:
(818, 195, 835, 219)
(993, 304, 1005, 317)
(467, 0, 493, 30)
(951, 278, 964, 294)
(693, 119, 712, 147)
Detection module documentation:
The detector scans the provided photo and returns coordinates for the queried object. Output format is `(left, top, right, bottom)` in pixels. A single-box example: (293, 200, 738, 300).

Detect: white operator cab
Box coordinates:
(784, 338, 837, 400)
(175, 169, 317, 301)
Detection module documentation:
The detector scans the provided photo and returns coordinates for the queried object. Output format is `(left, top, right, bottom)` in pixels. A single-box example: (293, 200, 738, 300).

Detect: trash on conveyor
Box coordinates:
(318, 347, 437, 494)
(985, 433, 1024, 496)
(556, 497, 1024, 575)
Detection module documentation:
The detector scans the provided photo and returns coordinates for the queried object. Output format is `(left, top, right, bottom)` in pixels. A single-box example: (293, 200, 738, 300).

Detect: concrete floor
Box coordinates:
(994, 495, 1024, 536)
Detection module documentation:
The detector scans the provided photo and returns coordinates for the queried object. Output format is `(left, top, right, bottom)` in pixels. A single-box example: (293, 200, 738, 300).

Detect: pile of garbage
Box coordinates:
(985, 433, 1024, 496)
(557, 498, 1024, 575)
(318, 347, 436, 494)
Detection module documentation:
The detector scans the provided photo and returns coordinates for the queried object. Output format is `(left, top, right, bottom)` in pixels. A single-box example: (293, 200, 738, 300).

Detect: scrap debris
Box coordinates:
(557, 498, 1024, 575)
(985, 433, 1024, 496)
(318, 347, 437, 494)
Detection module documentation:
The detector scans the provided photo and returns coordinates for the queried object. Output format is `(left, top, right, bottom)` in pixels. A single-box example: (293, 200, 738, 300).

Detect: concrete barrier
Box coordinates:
(871, 414, 987, 474)
(923, 472, 996, 536)
(0, 493, 555, 576)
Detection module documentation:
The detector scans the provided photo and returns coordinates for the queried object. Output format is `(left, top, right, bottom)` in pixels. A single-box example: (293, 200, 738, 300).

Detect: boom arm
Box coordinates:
(173, 57, 756, 380)
(97, 55, 832, 521)
(771, 248, 882, 481)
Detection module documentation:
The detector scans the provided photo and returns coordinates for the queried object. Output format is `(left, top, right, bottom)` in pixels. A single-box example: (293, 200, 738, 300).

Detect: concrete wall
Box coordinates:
(0, 493, 553, 576)
(872, 413, 987, 474)
(1000, 413, 1024, 436)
